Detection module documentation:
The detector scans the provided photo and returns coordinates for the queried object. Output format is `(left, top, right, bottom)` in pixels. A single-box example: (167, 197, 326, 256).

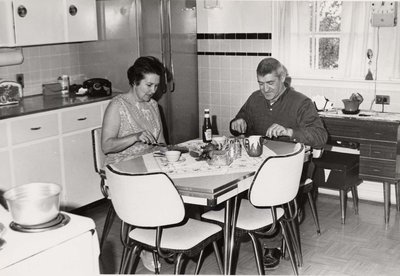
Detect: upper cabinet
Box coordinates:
(0, 0, 97, 47)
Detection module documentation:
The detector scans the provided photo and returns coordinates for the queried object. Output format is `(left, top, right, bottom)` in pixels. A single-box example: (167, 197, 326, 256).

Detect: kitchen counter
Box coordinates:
(319, 108, 400, 122)
(0, 92, 120, 120)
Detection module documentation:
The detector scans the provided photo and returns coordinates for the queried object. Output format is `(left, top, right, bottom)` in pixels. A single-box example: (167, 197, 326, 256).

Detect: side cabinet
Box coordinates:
(0, 100, 110, 210)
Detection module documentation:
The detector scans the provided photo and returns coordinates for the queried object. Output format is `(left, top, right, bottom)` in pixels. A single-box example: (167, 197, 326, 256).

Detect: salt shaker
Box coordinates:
(233, 138, 242, 159)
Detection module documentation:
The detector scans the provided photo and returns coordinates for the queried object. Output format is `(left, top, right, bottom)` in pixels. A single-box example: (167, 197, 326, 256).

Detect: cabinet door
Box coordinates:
(13, 0, 65, 46)
(0, 151, 12, 191)
(0, 122, 8, 148)
(62, 131, 102, 209)
(12, 139, 62, 187)
(65, 0, 98, 42)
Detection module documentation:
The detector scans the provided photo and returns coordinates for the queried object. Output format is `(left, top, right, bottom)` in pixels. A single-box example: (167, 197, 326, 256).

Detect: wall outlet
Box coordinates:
(16, 73, 24, 88)
(376, 95, 390, 105)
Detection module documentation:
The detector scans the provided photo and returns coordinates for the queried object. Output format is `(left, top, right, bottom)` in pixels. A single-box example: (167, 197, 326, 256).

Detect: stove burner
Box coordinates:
(9, 213, 71, 233)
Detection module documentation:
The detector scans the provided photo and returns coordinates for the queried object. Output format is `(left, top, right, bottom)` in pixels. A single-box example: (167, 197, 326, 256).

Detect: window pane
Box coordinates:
(318, 1, 342, 32)
(318, 37, 339, 69)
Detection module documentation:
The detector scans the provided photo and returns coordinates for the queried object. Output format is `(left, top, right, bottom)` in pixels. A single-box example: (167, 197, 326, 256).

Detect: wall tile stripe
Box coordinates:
(197, 33, 272, 40)
(197, 51, 271, 56)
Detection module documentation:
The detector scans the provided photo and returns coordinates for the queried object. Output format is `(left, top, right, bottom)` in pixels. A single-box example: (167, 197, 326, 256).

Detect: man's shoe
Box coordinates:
(263, 248, 282, 270)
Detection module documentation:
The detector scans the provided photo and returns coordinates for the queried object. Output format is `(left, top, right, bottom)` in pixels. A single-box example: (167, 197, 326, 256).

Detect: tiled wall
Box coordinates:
(197, 32, 272, 136)
(0, 39, 137, 97)
(0, 44, 83, 97)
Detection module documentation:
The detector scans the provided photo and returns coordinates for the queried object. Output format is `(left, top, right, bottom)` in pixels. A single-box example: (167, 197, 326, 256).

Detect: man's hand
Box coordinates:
(231, 118, 247, 134)
(266, 123, 293, 138)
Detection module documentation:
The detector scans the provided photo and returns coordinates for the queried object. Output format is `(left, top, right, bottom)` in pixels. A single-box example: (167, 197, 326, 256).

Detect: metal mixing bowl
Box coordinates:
(3, 183, 61, 226)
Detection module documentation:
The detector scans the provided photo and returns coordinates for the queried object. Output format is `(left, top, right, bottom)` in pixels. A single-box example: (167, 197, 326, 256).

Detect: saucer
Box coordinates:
(162, 156, 186, 163)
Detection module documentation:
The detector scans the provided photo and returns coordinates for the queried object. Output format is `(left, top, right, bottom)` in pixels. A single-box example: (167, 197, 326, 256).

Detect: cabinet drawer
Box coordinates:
(0, 122, 8, 148)
(360, 121, 399, 141)
(321, 117, 360, 139)
(61, 105, 101, 133)
(360, 142, 397, 160)
(359, 157, 396, 178)
(10, 114, 59, 145)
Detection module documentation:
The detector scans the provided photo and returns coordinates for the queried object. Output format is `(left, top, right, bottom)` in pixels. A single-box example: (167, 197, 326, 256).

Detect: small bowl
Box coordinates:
(165, 150, 181, 162)
(4, 182, 62, 226)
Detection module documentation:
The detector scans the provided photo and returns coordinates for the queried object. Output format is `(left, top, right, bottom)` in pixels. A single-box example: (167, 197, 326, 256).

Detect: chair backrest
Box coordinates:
(91, 127, 105, 173)
(249, 143, 305, 207)
(105, 165, 185, 227)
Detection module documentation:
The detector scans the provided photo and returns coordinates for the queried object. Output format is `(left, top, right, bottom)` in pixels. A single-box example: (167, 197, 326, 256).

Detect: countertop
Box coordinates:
(319, 108, 400, 122)
(0, 92, 119, 120)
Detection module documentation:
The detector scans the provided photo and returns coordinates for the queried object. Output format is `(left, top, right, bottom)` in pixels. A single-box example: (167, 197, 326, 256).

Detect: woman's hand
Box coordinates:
(137, 130, 157, 144)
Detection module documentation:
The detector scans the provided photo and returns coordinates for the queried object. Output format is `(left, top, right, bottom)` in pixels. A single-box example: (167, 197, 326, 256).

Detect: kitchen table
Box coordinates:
(110, 139, 306, 274)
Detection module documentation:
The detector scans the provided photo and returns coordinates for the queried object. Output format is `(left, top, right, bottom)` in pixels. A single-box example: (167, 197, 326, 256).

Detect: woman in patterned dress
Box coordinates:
(102, 56, 166, 165)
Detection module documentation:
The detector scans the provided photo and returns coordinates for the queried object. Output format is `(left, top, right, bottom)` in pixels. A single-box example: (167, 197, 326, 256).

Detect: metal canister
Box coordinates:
(59, 75, 70, 95)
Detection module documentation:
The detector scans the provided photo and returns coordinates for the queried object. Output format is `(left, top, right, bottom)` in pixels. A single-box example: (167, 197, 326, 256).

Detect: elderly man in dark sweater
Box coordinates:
(230, 57, 328, 270)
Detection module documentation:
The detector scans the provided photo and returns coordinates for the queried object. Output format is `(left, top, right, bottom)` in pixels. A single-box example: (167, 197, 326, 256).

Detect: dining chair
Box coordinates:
(297, 147, 323, 234)
(91, 127, 116, 251)
(104, 165, 224, 274)
(201, 143, 305, 275)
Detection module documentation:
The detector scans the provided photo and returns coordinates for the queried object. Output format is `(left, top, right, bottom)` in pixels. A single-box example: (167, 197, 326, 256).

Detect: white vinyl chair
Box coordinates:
(202, 143, 305, 275)
(105, 165, 224, 274)
(91, 127, 116, 251)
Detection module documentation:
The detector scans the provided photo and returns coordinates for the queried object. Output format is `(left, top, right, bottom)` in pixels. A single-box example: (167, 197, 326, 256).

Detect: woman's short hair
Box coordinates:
(256, 57, 286, 78)
(127, 56, 164, 86)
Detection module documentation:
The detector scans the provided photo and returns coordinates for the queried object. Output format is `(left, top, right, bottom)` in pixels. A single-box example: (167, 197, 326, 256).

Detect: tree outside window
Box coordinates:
(309, 1, 342, 71)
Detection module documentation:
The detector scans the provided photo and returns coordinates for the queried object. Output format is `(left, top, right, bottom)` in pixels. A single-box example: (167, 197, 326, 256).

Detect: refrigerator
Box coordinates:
(94, 0, 199, 145)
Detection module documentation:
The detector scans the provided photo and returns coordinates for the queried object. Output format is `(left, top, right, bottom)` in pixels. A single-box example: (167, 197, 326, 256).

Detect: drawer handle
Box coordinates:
(30, 127, 41, 131)
(373, 169, 381, 172)
(372, 151, 381, 154)
(77, 117, 87, 121)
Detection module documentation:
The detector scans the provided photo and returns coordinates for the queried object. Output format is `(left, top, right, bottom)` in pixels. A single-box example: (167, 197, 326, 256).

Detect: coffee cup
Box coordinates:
(244, 135, 263, 157)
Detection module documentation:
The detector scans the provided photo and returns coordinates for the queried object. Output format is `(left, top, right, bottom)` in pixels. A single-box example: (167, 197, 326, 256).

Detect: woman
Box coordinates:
(102, 56, 166, 165)
(101, 56, 165, 272)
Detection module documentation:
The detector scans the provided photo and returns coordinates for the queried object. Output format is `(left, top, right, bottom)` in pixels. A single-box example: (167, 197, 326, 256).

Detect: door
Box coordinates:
(139, 0, 199, 145)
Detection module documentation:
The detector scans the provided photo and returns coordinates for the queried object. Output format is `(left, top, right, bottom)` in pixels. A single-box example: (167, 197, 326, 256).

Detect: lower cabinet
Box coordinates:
(62, 131, 102, 210)
(12, 139, 63, 187)
(0, 99, 110, 209)
(0, 151, 12, 191)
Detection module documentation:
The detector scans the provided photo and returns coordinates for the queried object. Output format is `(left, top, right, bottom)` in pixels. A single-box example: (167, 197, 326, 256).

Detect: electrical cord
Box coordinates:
(369, 26, 380, 110)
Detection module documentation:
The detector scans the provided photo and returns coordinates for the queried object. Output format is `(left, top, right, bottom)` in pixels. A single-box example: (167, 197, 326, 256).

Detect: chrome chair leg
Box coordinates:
(307, 191, 321, 235)
(194, 249, 205, 274)
(248, 232, 265, 275)
(212, 241, 224, 274)
(351, 186, 359, 215)
(280, 221, 298, 275)
(174, 253, 184, 274)
(286, 202, 302, 267)
(100, 203, 116, 251)
(126, 246, 141, 274)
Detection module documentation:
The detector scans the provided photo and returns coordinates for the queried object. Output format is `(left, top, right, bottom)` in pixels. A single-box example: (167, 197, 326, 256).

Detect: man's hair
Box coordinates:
(127, 56, 164, 86)
(256, 57, 286, 78)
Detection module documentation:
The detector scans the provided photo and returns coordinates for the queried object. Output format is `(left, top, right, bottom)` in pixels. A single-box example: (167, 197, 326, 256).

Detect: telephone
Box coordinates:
(83, 78, 112, 97)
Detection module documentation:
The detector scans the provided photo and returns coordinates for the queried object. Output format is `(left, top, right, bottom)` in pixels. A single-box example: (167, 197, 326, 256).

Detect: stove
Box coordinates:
(9, 213, 70, 233)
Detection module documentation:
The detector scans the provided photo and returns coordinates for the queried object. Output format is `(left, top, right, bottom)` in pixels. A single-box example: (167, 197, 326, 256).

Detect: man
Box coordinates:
(230, 57, 328, 270)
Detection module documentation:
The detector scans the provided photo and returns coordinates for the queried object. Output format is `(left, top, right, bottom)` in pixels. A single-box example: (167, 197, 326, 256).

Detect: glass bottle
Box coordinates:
(202, 109, 212, 143)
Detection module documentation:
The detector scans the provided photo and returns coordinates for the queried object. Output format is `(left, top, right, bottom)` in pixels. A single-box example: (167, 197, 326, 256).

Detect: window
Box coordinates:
(308, 1, 342, 72)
